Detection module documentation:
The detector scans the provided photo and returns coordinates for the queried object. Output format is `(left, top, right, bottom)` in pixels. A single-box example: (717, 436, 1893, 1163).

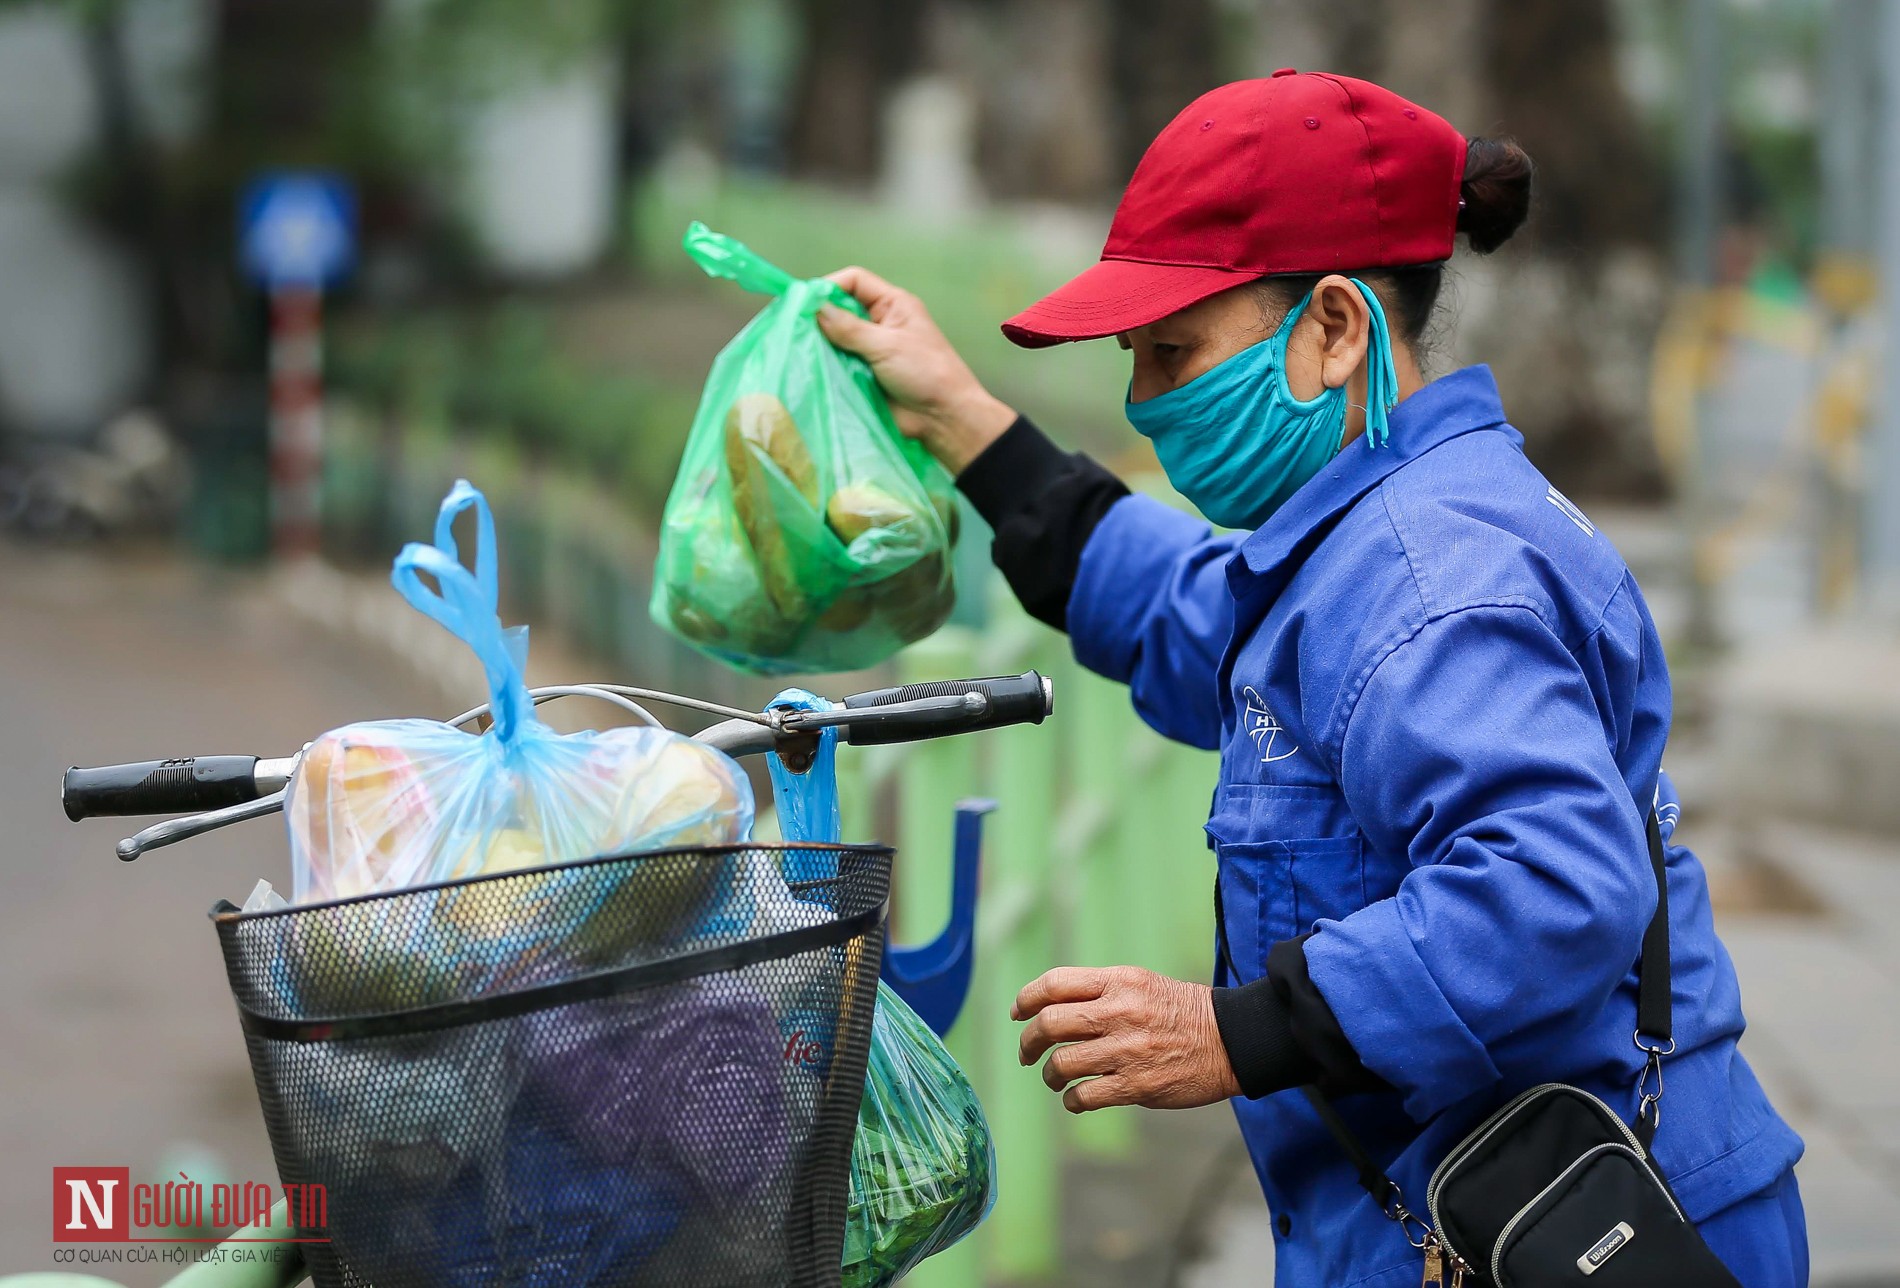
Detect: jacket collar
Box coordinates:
(1234, 365, 1516, 580)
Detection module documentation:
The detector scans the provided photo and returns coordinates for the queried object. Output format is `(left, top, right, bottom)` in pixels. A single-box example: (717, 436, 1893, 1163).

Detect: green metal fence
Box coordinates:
(839, 593, 1220, 1285)
(319, 404, 1222, 1283)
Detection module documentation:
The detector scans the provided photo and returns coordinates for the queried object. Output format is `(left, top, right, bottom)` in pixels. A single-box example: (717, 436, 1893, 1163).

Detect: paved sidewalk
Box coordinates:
(1713, 822, 1900, 1285)
(0, 543, 440, 1283)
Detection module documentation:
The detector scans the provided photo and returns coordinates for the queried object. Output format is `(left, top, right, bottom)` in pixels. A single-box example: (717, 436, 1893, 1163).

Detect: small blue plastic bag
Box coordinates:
(282, 481, 756, 998)
(765, 694, 997, 1288)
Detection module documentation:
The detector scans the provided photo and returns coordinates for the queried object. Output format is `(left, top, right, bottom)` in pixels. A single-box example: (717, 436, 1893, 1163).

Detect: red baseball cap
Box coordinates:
(1001, 70, 1468, 348)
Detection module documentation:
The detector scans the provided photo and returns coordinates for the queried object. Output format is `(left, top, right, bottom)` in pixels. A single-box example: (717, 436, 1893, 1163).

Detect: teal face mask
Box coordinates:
(1124, 279, 1399, 530)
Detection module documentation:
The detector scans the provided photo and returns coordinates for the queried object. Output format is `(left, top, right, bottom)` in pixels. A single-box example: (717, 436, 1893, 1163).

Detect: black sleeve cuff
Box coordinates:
(1267, 934, 1391, 1097)
(1212, 975, 1321, 1099)
(1213, 935, 1393, 1100)
(955, 415, 1129, 632)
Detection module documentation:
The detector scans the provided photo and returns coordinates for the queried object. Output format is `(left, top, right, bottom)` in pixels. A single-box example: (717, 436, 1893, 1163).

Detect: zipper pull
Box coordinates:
(1448, 1259, 1468, 1288)
(1420, 1241, 1445, 1288)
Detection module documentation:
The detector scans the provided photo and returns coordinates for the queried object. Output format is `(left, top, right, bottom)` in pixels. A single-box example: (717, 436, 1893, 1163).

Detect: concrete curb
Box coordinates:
(270, 557, 478, 714)
(1713, 628, 1900, 837)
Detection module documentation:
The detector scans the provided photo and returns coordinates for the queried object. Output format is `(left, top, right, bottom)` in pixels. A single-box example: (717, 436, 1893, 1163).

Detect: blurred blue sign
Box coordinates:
(239, 172, 356, 289)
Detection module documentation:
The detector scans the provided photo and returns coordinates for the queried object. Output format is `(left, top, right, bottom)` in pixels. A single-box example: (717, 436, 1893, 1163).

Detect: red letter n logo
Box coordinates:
(53, 1167, 129, 1241)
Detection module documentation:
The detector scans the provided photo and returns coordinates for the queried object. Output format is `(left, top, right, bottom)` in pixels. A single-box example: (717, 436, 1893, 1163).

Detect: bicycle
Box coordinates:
(20, 667, 1053, 1288)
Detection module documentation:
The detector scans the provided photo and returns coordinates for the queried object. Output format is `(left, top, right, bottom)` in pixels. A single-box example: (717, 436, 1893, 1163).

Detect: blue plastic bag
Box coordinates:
(283, 481, 755, 953)
(765, 692, 996, 1288)
(765, 688, 842, 888)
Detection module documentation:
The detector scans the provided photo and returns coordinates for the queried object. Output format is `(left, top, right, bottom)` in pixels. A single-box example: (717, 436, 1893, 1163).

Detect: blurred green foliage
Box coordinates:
(367, 0, 699, 172)
(331, 304, 700, 505)
(1618, 0, 1823, 267)
(328, 175, 1152, 529)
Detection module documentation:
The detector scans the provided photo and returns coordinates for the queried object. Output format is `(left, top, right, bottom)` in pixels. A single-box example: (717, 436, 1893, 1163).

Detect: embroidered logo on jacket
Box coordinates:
(1242, 687, 1299, 763)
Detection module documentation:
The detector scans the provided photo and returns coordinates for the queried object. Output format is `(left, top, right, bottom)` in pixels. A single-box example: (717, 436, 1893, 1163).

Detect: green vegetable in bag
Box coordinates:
(842, 983, 996, 1288)
(652, 223, 958, 674)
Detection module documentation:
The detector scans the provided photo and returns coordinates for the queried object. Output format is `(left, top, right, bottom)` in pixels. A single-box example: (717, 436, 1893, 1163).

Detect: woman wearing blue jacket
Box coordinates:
(819, 72, 1805, 1286)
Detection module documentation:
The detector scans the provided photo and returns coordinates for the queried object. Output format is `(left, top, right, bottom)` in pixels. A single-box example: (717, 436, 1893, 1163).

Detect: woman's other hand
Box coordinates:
(1013, 965, 1242, 1112)
(818, 266, 1018, 474)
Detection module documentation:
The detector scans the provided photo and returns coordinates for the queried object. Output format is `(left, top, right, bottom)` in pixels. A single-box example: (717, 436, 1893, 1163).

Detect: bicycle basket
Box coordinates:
(212, 842, 890, 1288)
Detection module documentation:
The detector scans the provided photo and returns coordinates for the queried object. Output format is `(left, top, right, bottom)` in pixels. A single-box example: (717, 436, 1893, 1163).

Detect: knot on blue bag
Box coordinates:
(766, 691, 843, 894)
(391, 480, 535, 745)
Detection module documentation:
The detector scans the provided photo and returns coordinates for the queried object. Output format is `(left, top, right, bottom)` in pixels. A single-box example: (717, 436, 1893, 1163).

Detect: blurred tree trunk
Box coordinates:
(80, 2, 179, 387)
(1104, 0, 1219, 183)
(938, 0, 1114, 202)
(1472, 0, 1666, 496)
(791, 0, 1218, 203)
(784, 0, 923, 182)
(1377, 0, 1483, 132)
(1484, 0, 1660, 254)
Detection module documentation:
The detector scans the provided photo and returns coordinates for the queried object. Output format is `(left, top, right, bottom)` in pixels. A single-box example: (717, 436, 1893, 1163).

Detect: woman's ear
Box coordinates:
(1306, 275, 1371, 392)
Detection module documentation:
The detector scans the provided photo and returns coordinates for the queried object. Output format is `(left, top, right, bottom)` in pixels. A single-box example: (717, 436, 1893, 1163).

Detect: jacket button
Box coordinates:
(1276, 1213, 1293, 1238)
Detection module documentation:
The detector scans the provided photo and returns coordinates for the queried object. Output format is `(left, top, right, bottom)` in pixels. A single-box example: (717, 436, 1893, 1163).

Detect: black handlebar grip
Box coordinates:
(841, 671, 1053, 746)
(62, 756, 261, 822)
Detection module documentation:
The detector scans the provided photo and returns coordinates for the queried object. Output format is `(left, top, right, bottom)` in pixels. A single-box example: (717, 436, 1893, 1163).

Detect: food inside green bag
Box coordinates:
(652, 223, 958, 675)
(842, 983, 996, 1288)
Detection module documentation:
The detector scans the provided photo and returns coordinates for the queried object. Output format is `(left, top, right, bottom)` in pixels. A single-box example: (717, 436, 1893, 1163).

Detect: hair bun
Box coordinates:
(1458, 136, 1533, 253)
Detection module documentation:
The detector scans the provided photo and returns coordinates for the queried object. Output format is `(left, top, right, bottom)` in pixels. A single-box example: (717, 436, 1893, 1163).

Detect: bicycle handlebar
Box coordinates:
(63, 755, 298, 822)
(839, 670, 1051, 744)
(62, 671, 1053, 852)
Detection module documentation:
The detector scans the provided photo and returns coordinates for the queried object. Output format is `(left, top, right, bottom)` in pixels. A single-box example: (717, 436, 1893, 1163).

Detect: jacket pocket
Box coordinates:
(1210, 840, 1284, 982)
(1206, 785, 1367, 960)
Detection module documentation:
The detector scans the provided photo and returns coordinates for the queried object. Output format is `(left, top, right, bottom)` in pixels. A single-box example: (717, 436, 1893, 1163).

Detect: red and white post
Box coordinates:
(268, 286, 325, 559)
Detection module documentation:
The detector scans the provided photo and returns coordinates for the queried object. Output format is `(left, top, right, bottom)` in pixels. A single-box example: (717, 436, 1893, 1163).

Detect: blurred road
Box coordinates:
(0, 541, 437, 1283)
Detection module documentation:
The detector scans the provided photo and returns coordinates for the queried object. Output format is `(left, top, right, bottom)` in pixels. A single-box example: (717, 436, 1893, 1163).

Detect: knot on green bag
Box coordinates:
(683, 220, 866, 320)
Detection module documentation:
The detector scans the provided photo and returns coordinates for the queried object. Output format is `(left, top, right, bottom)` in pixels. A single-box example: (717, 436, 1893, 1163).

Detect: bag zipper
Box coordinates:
(1488, 1141, 1685, 1288)
(1426, 1084, 1648, 1263)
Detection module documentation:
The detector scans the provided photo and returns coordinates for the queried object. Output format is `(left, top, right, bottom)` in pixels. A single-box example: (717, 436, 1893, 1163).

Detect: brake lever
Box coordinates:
(116, 790, 287, 862)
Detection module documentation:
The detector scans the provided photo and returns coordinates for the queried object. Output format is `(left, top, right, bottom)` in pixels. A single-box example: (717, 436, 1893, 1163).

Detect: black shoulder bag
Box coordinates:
(1306, 814, 1743, 1287)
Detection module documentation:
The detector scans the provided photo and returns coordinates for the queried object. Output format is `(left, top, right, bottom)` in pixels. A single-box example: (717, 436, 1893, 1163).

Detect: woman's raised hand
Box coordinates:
(817, 266, 1018, 475)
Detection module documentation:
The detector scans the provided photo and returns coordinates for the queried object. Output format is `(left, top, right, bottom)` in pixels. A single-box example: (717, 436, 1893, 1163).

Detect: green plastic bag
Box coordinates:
(843, 983, 997, 1288)
(652, 222, 958, 674)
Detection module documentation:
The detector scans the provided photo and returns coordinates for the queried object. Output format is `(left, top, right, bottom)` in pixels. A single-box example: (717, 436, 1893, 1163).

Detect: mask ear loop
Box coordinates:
(1347, 278, 1400, 448)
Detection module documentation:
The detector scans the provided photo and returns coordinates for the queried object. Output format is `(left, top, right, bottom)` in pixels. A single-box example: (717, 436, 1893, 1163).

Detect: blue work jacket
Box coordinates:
(1066, 366, 1803, 1287)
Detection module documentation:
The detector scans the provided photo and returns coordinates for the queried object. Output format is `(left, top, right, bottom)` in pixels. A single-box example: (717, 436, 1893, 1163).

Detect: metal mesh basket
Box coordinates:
(212, 842, 890, 1288)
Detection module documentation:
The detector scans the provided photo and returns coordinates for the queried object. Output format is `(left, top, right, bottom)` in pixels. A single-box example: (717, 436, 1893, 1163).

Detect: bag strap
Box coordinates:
(1303, 1086, 1400, 1210)
(1633, 808, 1674, 1147)
(1636, 809, 1672, 1043)
(1305, 807, 1674, 1207)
